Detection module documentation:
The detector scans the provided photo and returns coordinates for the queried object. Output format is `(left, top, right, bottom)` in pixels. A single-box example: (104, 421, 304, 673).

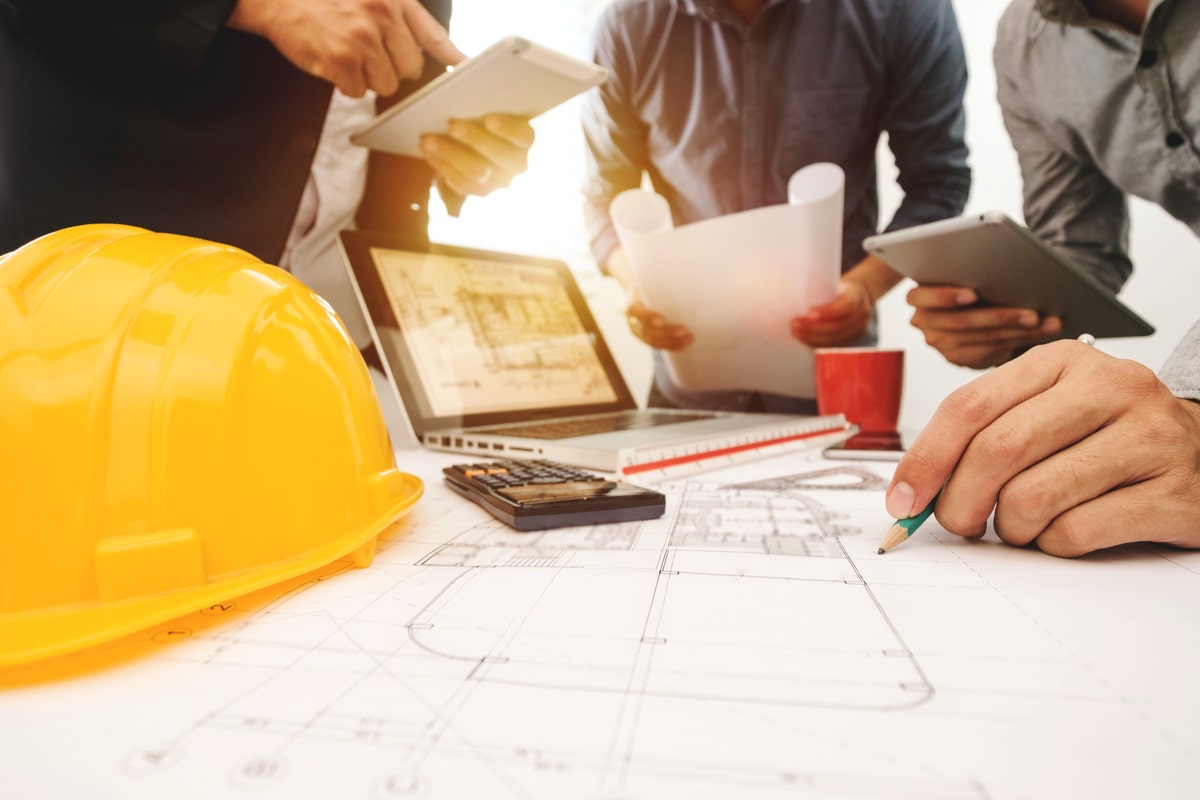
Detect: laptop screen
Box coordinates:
(339, 230, 637, 432)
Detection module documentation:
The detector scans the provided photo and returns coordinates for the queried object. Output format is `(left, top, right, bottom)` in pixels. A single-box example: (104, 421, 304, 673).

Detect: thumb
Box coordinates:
(906, 284, 977, 310)
(808, 281, 860, 319)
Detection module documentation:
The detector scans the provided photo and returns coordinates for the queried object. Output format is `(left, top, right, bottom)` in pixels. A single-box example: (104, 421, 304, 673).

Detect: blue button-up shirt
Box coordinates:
(581, 0, 970, 409)
(582, 0, 970, 273)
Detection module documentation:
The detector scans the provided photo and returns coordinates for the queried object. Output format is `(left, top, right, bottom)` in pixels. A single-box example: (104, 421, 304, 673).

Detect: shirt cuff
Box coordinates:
(1159, 318, 1200, 401)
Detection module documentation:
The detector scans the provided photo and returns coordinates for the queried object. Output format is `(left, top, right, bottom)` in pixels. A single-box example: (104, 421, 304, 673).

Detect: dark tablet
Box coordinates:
(863, 211, 1153, 339)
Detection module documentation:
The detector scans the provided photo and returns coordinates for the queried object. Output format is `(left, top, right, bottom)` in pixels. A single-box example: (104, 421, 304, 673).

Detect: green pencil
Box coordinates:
(877, 490, 941, 554)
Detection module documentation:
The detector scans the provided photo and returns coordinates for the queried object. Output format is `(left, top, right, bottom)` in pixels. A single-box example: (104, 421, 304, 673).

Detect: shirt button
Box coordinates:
(1138, 50, 1158, 68)
(1166, 131, 1186, 148)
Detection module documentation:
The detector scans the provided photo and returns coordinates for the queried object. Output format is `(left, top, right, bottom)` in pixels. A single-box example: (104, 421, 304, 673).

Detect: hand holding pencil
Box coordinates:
(877, 490, 940, 554)
(879, 334, 1097, 554)
(880, 333, 1200, 557)
(879, 333, 1098, 555)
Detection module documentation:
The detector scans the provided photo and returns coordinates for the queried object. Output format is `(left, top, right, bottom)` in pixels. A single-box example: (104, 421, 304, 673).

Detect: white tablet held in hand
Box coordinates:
(862, 211, 1154, 339)
(350, 36, 608, 157)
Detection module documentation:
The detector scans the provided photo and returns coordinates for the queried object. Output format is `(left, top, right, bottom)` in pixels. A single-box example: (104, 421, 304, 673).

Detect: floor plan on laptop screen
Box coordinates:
(372, 248, 618, 416)
(3, 448, 1199, 799)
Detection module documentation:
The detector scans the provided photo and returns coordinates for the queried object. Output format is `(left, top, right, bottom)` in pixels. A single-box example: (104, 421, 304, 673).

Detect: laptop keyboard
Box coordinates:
(479, 410, 717, 440)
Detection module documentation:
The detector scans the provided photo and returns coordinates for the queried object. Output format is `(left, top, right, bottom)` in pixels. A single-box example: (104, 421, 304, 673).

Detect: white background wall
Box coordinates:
(433, 0, 1200, 430)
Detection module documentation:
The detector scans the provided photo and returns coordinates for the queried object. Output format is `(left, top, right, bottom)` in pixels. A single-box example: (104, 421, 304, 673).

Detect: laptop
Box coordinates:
(337, 230, 849, 475)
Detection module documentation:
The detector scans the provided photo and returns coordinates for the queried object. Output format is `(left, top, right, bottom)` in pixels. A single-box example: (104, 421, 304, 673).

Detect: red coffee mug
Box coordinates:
(813, 348, 904, 432)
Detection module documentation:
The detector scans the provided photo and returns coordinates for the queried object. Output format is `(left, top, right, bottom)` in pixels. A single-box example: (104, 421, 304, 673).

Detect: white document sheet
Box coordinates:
(3, 446, 1199, 799)
(610, 162, 844, 397)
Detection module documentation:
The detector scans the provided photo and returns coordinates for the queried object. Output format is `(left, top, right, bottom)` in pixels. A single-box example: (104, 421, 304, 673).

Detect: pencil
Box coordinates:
(877, 490, 941, 554)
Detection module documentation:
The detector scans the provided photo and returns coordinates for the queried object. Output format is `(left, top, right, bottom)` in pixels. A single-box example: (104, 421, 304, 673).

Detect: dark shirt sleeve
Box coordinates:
(993, 2, 1133, 293)
(6, 0, 238, 74)
(581, 5, 651, 272)
(0, 0, 335, 259)
(878, 0, 971, 233)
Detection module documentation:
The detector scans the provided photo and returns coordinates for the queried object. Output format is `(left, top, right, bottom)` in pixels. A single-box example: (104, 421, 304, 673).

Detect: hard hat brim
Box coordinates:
(0, 473, 422, 668)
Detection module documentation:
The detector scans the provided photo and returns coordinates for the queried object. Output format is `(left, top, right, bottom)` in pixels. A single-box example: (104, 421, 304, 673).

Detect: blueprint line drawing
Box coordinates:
(375, 249, 617, 414)
(3, 448, 1200, 799)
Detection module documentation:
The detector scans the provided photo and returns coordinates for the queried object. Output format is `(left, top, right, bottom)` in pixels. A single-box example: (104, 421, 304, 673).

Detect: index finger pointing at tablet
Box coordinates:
(401, 0, 467, 67)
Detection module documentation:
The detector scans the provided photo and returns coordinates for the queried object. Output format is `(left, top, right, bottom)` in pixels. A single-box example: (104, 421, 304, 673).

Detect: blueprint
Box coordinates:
(375, 248, 618, 416)
(3, 447, 1200, 799)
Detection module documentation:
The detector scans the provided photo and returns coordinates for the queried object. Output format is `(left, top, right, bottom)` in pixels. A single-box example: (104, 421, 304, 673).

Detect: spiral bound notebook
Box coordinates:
(338, 230, 850, 476)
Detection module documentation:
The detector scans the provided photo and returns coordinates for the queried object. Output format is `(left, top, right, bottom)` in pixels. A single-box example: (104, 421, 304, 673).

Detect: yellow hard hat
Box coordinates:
(0, 224, 422, 667)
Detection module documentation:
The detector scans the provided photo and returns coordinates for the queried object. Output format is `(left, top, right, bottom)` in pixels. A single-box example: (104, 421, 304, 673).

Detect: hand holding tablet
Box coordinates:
(351, 36, 608, 158)
(863, 211, 1153, 368)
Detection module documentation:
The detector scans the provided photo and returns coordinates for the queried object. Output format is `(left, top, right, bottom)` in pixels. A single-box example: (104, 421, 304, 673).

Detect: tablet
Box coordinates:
(350, 36, 608, 157)
(863, 211, 1154, 339)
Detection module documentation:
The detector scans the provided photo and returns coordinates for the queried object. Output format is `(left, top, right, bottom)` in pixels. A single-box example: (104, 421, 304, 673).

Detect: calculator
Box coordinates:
(442, 459, 666, 531)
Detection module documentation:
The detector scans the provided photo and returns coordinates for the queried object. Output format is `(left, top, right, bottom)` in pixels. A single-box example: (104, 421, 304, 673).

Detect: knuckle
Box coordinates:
(1108, 357, 1160, 396)
(1037, 517, 1091, 558)
(938, 382, 991, 428)
(971, 421, 1025, 469)
(362, 0, 394, 19)
(897, 447, 942, 482)
(344, 19, 379, 49)
(992, 519, 1032, 548)
(935, 504, 984, 538)
(995, 477, 1048, 537)
(327, 45, 360, 74)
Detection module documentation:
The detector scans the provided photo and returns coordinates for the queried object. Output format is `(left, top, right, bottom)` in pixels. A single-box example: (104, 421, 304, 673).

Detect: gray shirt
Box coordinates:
(1161, 319, 1200, 401)
(995, 0, 1200, 293)
(582, 0, 970, 409)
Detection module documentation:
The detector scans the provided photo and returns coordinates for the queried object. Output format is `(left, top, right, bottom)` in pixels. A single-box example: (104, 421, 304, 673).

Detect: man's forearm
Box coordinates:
(603, 247, 639, 300)
(841, 254, 903, 304)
